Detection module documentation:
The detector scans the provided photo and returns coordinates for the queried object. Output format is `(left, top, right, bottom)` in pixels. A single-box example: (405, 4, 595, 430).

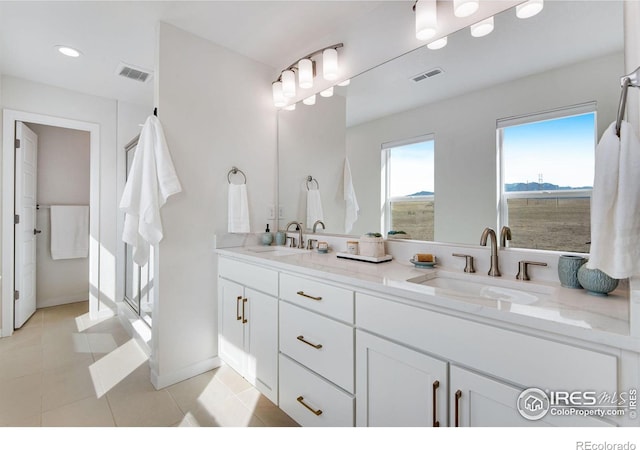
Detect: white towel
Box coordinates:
(343, 157, 360, 234)
(50, 205, 89, 260)
(587, 120, 640, 278)
(228, 183, 250, 233)
(306, 189, 324, 227)
(120, 115, 182, 266)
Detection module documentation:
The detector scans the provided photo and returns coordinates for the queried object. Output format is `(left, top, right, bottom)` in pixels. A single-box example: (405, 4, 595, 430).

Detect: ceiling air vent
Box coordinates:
(410, 67, 443, 83)
(116, 62, 153, 83)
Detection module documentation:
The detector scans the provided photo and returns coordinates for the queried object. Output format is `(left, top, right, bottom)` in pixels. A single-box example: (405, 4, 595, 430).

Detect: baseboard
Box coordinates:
(150, 356, 222, 390)
(37, 293, 88, 309)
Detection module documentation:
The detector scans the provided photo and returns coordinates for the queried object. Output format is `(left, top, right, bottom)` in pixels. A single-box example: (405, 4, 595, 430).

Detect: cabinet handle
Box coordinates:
(236, 296, 242, 321)
(454, 389, 462, 427)
(432, 380, 440, 427)
(296, 396, 323, 416)
(242, 298, 248, 324)
(296, 335, 323, 349)
(296, 290, 322, 301)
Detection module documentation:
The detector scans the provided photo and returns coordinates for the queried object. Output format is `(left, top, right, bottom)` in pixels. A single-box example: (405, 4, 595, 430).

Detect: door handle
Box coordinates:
(296, 396, 323, 416)
(296, 290, 322, 301)
(454, 389, 462, 427)
(236, 296, 242, 321)
(296, 335, 323, 349)
(33, 229, 42, 235)
(242, 297, 248, 323)
(432, 380, 440, 427)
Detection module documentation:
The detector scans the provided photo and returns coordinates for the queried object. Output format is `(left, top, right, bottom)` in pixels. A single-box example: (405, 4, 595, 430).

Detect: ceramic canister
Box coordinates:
(557, 255, 586, 289)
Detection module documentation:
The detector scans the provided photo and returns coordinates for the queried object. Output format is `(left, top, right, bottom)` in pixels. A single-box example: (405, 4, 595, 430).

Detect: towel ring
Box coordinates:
(306, 176, 319, 190)
(227, 167, 247, 185)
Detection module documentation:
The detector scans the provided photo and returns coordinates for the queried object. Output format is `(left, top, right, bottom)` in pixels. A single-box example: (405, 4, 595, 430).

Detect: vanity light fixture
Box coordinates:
(303, 94, 316, 106)
(284, 103, 296, 111)
(453, 0, 479, 18)
(55, 45, 82, 57)
(470, 16, 494, 37)
(516, 0, 544, 19)
(414, 0, 438, 41)
(271, 43, 343, 107)
(320, 86, 334, 98)
(427, 36, 448, 50)
(337, 79, 351, 87)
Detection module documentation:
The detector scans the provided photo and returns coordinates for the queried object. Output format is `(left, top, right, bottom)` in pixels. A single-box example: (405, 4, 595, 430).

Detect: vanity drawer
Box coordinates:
(280, 272, 354, 323)
(279, 354, 354, 427)
(280, 301, 354, 393)
(218, 256, 278, 296)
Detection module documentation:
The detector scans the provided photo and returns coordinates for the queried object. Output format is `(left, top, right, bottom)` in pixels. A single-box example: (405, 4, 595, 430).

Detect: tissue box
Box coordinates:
(359, 235, 385, 258)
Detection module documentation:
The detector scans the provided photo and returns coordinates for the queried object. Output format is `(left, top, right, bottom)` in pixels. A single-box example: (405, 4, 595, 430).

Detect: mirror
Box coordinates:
(278, 1, 624, 246)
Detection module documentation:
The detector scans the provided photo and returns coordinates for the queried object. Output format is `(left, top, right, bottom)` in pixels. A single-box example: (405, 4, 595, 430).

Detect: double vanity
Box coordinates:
(216, 238, 639, 427)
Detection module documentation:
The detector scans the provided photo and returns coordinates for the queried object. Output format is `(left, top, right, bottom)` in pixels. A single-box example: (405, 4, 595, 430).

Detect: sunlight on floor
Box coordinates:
(74, 311, 112, 332)
(89, 338, 148, 398)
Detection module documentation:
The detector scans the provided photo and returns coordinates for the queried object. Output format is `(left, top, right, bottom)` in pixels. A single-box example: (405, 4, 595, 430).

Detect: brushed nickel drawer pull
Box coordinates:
(296, 290, 322, 301)
(297, 396, 323, 416)
(236, 296, 242, 321)
(242, 298, 248, 324)
(297, 335, 323, 349)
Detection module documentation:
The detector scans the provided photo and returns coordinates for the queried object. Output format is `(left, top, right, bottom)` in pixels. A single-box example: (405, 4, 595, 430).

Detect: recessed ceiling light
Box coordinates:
(56, 46, 81, 58)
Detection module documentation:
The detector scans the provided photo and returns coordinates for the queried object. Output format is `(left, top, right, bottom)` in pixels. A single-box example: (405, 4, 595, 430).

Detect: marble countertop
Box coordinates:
(216, 246, 637, 351)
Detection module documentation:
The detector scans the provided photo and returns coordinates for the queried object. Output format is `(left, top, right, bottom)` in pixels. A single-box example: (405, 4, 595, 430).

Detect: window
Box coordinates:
(499, 104, 596, 253)
(382, 135, 435, 241)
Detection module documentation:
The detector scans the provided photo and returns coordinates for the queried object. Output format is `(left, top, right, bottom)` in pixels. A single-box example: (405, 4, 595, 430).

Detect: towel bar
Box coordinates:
(615, 66, 640, 138)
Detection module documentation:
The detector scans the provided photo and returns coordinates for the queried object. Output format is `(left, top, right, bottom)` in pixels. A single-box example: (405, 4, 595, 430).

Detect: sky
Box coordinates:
(388, 139, 435, 197)
(502, 112, 595, 188)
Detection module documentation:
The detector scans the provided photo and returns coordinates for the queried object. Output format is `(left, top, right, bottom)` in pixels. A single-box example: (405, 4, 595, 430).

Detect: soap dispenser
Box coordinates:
(262, 224, 273, 246)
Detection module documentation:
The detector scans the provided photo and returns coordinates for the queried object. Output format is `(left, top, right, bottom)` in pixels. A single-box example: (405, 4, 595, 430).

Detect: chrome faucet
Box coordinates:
(285, 221, 304, 249)
(312, 220, 325, 233)
(480, 227, 501, 277)
(500, 226, 511, 248)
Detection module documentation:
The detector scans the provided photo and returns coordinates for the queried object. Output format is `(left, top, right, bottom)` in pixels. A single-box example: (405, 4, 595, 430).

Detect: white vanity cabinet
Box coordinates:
(278, 272, 355, 427)
(218, 257, 278, 404)
(355, 330, 448, 427)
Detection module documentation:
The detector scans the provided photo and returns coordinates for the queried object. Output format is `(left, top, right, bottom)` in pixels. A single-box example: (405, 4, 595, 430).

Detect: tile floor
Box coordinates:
(0, 301, 298, 427)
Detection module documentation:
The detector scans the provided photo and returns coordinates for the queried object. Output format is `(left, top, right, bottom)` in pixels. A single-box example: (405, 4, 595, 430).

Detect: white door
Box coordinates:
(218, 278, 246, 376)
(14, 122, 38, 328)
(355, 330, 448, 427)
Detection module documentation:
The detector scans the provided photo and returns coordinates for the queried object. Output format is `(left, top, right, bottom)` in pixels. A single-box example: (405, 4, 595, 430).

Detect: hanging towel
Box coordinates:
(120, 115, 182, 266)
(343, 157, 360, 234)
(50, 205, 89, 260)
(587, 120, 640, 279)
(228, 183, 250, 233)
(306, 189, 324, 227)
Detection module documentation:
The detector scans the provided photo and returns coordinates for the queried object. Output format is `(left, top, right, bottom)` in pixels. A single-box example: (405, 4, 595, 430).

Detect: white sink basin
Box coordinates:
(407, 272, 552, 305)
(245, 246, 311, 257)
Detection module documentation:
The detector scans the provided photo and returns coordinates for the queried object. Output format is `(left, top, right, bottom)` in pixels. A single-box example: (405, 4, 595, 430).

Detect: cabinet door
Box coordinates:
(218, 278, 246, 376)
(356, 330, 448, 427)
(450, 366, 614, 427)
(245, 288, 278, 404)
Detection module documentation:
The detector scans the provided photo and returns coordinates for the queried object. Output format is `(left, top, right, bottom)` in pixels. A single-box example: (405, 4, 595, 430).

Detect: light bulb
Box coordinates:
(298, 58, 314, 89)
(470, 16, 494, 37)
(415, 0, 437, 41)
(281, 70, 296, 98)
(284, 103, 296, 111)
(56, 45, 81, 57)
(453, 0, 479, 18)
(427, 36, 447, 50)
(303, 94, 316, 106)
(320, 86, 334, 98)
(272, 81, 286, 107)
(337, 79, 351, 87)
(323, 48, 338, 81)
(516, 0, 544, 19)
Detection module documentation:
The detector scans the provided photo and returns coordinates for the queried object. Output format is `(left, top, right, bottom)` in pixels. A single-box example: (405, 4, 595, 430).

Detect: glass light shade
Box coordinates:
(281, 70, 296, 98)
(470, 16, 494, 37)
(516, 0, 543, 19)
(427, 36, 447, 50)
(56, 45, 81, 57)
(320, 86, 334, 98)
(337, 79, 351, 87)
(298, 58, 314, 89)
(323, 48, 338, 81)
(272, 81, 286, 107)
(284, 103, 296, 111)
(453, 0, 479, 18)
(303, 94, 316, 106)
(415, 0, 437, 41)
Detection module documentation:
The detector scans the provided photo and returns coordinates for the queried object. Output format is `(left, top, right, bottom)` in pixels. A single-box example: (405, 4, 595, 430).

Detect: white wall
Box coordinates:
(278, 95, 346, 234)
(152, 22, 277, 388)
(28, 123, 90, 308)
(347, 52, 624, 245)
